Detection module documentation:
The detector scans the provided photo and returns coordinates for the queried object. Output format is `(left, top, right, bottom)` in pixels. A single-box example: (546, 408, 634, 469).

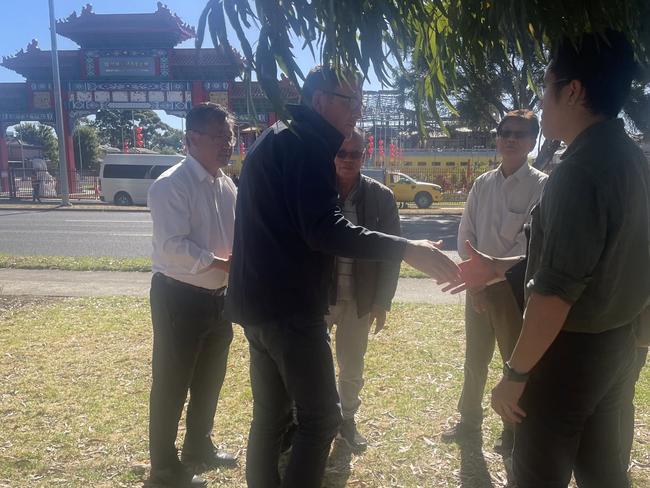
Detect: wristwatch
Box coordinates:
(503, 361, 530, 382)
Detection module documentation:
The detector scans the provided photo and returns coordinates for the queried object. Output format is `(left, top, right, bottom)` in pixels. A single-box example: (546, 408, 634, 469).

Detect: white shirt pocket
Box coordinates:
(500, 210, 529, 243)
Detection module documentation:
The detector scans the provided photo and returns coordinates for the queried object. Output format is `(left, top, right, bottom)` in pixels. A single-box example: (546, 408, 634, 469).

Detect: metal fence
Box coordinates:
(0, 169, 100, 201)
(0, 166, 491, 205)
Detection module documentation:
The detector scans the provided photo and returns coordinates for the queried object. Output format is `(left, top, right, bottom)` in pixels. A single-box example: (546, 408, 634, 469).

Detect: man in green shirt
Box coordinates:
(456, 31, 649, 487)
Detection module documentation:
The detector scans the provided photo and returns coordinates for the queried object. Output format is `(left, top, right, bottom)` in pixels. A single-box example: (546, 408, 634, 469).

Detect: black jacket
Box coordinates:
(226, 105, 406, 326)
(329, 175, 401, 317)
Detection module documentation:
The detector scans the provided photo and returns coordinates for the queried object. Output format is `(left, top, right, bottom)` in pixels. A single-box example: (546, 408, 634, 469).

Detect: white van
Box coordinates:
(99, 154, 185, 205)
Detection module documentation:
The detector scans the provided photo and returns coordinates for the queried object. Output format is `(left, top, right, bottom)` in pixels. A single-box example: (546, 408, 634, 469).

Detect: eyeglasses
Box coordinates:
(497, 130, 534, 140)
(336, 149, 365, 161)
(540, 78, 570, 98)
(191, 129, 236, 148)
(322, 90, 364, 111)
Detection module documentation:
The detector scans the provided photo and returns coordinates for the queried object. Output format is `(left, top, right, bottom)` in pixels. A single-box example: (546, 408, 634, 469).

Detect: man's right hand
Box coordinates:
(403, 240, 461, 285)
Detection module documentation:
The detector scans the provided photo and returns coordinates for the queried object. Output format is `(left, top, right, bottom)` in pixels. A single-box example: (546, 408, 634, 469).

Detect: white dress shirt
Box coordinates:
(335, 188, 359, 302)
(458, 162, 548, 262)
(148, 155, 237, 290)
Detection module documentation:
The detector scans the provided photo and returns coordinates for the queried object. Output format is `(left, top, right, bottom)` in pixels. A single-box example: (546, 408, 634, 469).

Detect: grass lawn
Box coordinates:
(0, 297, 647, 487)
(0, 254, 429, 279)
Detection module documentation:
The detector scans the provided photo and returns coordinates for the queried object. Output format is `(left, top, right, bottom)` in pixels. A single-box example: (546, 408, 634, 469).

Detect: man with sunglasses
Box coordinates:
(146, 103, 238, 488)
(227, 65, 461, 488)
(442, 109, 547, 454)
(325, 128, 401, 452)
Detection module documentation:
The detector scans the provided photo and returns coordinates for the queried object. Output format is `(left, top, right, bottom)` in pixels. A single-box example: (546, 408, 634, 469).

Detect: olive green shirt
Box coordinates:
(526, 118, 650, 333)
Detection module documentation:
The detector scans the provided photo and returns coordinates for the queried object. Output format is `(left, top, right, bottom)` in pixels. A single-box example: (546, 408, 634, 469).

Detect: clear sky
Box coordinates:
(0, 0, 385, 131)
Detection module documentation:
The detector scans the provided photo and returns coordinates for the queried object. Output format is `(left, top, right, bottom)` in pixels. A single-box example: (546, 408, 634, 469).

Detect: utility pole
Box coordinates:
(48, 0, 71, 205)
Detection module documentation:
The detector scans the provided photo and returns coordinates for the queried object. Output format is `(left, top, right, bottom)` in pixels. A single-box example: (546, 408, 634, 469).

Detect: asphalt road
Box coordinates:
(0, 209, 461, 258)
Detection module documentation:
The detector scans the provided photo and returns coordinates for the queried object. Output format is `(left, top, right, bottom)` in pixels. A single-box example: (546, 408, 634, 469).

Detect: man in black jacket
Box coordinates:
(226, 65, 460, 488)
(326, 129, 401, 452)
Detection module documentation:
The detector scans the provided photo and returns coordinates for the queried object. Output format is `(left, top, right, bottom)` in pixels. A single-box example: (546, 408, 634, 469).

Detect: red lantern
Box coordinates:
(389, 143, 395, 159)
(136, 140, 144, 147)
(239, 142, 246, 156)
(378, 139, 384, 157)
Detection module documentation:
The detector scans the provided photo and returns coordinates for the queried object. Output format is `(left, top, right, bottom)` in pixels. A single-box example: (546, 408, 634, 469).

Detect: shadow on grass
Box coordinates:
(323, 439, 353, 488)
(458, 438, 494, 488)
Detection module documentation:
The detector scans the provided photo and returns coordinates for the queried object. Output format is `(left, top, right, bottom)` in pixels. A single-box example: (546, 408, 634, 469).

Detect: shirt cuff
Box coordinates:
(191, 250, 217, 274)
(527, 267, 589, 304)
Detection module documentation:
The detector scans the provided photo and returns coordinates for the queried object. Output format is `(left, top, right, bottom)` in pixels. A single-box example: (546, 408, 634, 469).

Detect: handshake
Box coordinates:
(404, 239, 500, 292)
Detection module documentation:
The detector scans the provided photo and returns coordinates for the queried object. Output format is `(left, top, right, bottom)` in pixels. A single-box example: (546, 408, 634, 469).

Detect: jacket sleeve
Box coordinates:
(373, 186, 402, 310)
(282, 134, 407, 262)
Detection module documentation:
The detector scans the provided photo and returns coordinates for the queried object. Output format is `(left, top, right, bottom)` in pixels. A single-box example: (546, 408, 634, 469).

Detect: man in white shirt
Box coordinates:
(442, 110, 547, 454)
(147, 103, 238, 488)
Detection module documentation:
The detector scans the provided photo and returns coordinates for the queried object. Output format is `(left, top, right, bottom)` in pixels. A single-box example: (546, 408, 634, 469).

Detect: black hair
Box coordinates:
(497, 109, 540, 139)
(549, 30, 638, 118)
(185, 102, 233, 133)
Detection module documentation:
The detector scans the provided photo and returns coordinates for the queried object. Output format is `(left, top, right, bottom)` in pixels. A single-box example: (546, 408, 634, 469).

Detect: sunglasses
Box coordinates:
(497, 130, 534, 140)
(336, 149, 365, 161)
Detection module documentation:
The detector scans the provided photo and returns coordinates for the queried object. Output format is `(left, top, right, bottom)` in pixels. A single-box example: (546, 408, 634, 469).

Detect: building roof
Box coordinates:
(1, 46, 242, 82)
(1, 47, 80, 80)
(230, 79, 300, 100)
(55, 3, 196, 48)
(170, 48, 243, 80)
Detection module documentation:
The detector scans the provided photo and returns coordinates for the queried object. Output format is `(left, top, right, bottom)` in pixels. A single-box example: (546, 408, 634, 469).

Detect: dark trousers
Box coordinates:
(244, 316, 342, 488)
(149, 274, 233, 472)
(513, 324, 635, 488)
(459, 282, 522, 429)
(621, 346, 648, 469)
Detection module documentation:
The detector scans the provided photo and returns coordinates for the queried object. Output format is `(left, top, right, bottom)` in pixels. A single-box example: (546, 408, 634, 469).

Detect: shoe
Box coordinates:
(147, 466, 207, 488)
(338, 418, 368, 452)
(494, 429, 514, 455)
(181, 447, 238, 472)
(440, 421, 481, 444)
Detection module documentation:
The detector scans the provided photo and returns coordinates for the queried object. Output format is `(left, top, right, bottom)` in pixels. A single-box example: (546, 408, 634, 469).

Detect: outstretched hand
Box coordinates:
(403, 240, 461, 286)
(442, 240, 498, 294)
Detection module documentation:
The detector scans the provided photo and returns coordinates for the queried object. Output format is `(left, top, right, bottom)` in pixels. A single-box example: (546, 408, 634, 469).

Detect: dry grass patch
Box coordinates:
(0, 299, 647, 487)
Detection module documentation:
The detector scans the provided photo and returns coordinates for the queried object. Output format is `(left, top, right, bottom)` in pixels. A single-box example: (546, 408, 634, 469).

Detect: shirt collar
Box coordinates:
(497, 160, 532, 181)
(561, 118, 625, 161)
(286, 104, 345, 152)
(511, 161, 533, 181)
(185, 154, 224, 183)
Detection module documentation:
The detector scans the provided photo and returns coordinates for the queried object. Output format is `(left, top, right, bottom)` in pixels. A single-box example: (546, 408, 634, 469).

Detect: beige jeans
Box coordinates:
(458, 280, 523, 430)
(326, 300, 371, 420)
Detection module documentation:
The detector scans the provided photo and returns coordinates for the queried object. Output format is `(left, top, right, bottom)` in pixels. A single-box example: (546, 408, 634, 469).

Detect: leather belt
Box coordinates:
(154, 272, 226, 297)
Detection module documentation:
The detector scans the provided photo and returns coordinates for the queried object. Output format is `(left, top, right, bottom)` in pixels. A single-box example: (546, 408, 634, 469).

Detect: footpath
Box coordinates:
(0, 268, 465, 305)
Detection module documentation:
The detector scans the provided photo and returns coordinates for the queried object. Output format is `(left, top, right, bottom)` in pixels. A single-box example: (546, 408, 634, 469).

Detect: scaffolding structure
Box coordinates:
(359, 90, 418, 166)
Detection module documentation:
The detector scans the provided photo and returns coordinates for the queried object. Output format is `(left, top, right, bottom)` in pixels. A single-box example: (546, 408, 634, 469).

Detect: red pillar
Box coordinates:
(61, 106, 77, 194)
(191, 81, 208, 107)
(0, 125, 8, 192)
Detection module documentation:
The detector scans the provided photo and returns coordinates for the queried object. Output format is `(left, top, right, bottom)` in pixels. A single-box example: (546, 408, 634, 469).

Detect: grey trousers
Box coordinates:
(458, 280, 523, 430)
(326, 300, 372, 421)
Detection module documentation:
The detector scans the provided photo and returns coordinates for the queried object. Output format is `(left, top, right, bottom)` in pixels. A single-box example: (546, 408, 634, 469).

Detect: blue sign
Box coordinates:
(98, 57, 156, 77)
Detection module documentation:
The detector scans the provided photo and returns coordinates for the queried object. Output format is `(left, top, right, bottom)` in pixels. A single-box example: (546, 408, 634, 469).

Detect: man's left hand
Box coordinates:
(369, 306, 387, 334)
(491, 377, 527, 424)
